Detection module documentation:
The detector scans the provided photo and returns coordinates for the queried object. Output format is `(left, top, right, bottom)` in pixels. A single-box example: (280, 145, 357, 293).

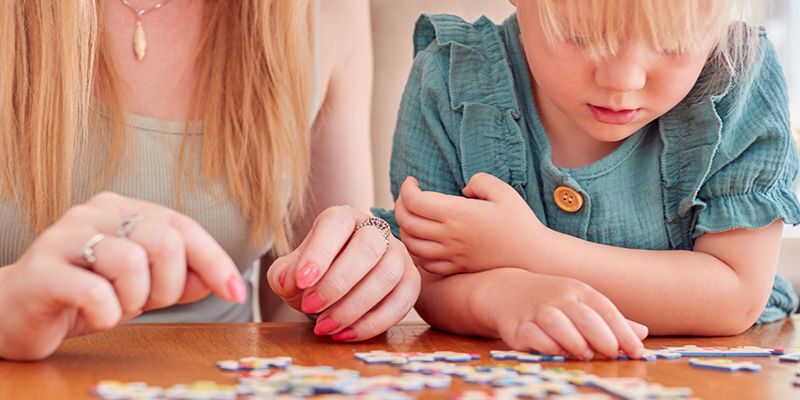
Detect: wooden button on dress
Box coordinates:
(553, 186, 583, 213)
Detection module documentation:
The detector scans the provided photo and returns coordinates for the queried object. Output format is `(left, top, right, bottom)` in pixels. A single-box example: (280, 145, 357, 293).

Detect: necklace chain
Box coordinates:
(119, 0, 176, 18)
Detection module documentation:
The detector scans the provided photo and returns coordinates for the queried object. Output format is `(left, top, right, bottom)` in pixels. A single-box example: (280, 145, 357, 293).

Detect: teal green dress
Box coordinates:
(374, 14, 800, 323)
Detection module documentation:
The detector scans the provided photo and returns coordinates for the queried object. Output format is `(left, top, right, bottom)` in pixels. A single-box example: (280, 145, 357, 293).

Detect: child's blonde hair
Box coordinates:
(1, 1, 313, 255)
(535, 0, 760, 100)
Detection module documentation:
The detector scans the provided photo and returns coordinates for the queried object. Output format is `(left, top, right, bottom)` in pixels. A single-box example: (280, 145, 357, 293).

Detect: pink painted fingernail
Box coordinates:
(296, 262, 319, 289)
(278, 268, 288, 289)
(582, 350, 594, 361)
(332, 328, 356, 341)
(301, 292, 326, 314)
(227, 275, 247, 304)
(314, 316, 340, 335)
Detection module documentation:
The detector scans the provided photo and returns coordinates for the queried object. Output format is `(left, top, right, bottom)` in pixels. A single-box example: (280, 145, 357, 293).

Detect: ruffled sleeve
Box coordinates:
(660, 31, 800, 248)
(372, 14, 527, 237)
(659, 31, 800, 322)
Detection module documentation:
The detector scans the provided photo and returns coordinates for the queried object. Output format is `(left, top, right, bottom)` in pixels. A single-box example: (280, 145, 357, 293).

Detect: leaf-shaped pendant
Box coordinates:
(134, 20, 147, 61)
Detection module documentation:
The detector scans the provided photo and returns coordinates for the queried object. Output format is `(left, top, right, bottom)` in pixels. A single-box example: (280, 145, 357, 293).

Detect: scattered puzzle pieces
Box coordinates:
(590, 377, 692, 399)
(664, 345, 779, 357)
(164, 380, 241, 400)
(780, 353, 800, 362)
(617, 348, 682, 361)
(538, 367, 599, 385)
(490, 350, 565, 363)
(355, 350, 479, 365)
(93, 380, 163, 400)
(688, 358, 763, 372)
(216, 356, 292, 371)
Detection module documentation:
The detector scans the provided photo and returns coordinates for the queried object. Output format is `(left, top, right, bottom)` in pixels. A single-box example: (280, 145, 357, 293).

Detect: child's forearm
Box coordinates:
(519, 225, 780, 336)
(415, 269, 508, 339)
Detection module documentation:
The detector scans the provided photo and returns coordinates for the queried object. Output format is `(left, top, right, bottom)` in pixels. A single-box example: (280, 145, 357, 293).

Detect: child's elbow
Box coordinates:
(705, 302, 763, 336)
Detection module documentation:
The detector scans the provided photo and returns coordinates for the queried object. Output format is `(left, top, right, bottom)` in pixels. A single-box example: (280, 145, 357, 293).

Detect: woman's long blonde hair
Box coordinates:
(1, 1, 313, 255)
(535, 0, 760, 100)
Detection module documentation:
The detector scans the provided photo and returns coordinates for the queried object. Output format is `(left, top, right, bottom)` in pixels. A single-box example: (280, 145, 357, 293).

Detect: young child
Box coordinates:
(374, 0, 800, 360)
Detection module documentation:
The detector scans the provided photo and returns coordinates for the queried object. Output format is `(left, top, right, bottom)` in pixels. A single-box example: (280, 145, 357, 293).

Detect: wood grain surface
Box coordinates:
(2, 317, 799, 399)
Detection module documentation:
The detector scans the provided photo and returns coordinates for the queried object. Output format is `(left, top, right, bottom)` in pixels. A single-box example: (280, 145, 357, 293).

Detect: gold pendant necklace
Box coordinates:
(119, 0, 176, 62)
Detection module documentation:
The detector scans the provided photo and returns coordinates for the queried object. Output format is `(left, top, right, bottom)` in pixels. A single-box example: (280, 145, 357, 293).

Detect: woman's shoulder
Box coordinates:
(316, 0, 371, 95)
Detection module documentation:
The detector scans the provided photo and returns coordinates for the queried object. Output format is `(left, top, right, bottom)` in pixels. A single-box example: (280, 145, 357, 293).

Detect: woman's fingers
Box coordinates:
(266, 253, 303, 304)
(178, 270, 212, 304)
(45, 263, 123, 332)
(311, 240, 409, 335)
(293, 206, 361, 290)
(124, 221, 187, 310)
(88, 235, 151, 314)
(85, 192, 244, 304)
(324, 262, 420, 341)
(299, 223, 391, 314)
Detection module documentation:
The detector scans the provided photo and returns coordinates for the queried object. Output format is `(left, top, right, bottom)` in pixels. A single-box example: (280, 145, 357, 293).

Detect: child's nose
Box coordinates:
(593, 50, 647, 93)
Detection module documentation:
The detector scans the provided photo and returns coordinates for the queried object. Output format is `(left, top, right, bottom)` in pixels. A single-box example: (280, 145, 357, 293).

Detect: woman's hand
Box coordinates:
(0, 192, 245, 361)
(396, 173, 548, 275)
(267, 206, 420, 341)
(486, 269, 647, 360)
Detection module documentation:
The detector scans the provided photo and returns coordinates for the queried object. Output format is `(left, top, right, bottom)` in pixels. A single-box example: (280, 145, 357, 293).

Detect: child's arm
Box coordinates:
(397, 172, 782, 336)
(414, 266, 647, 359)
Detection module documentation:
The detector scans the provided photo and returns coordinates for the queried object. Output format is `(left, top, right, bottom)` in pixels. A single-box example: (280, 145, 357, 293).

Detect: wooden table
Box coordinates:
(3, 317, 800, 399)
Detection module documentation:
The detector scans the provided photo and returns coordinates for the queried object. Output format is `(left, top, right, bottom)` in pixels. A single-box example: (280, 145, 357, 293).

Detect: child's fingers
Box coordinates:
(627, 319, 649, 340)
(463, 172, 517, 202)
(399, 176, 461, 222)
(513, 320, 566, 356)
(560, 302, 618, 359)
(586, 294, 644, 359)
(536, 306, 593, 359)
(398, 228, 448, 261)
(395, 195, 444, 240)
(416, 259, 462, 276)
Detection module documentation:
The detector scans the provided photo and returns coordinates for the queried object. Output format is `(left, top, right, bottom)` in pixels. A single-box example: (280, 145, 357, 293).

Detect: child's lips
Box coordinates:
(588, 104, 640, 125)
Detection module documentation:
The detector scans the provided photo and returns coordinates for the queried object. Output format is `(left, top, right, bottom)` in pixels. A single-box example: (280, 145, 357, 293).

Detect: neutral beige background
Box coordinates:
(370, 0, 514, 208)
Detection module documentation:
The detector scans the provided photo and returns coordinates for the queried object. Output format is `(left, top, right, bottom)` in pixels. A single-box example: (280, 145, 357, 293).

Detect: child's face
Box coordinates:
(514, 1, 717, 145)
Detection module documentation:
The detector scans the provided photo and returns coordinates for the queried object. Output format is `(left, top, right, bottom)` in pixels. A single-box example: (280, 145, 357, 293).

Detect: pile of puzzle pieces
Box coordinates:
(91, 345, 800, 399)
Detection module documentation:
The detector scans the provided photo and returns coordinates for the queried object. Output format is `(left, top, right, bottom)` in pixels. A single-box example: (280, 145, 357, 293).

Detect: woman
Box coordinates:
(0, 0, 419, 361)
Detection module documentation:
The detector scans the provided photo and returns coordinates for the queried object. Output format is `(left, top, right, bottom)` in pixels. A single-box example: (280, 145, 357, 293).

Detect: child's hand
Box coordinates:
(487, 269, 647, 360)
(395, 173, 545, 275)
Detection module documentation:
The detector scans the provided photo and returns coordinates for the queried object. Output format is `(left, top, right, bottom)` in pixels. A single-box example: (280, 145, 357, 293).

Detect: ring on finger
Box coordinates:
(75, 233, 107, 266)
(354, 217, 391, 247)
(116, 214, 143, 238)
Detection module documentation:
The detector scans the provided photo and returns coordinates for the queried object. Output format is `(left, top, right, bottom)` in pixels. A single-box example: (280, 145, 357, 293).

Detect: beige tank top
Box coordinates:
(0, 14, 322, 323)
